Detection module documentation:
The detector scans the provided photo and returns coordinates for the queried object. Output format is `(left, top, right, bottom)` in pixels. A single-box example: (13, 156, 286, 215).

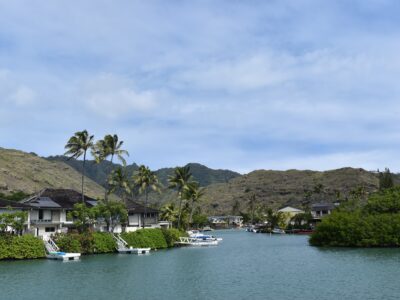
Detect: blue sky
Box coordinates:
(1, 0, 400, 173)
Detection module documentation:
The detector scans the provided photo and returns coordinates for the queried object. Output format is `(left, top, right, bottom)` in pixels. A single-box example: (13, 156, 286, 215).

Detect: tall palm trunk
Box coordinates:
(105, 154, 114, 203)
(81, 151, 86, 202)
(189, 197, 195, 226)
(143, 188, 148, 229)
(177, 191, 183, 229)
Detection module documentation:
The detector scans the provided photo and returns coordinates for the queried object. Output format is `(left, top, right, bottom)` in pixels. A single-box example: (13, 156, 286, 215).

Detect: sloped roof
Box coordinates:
(21, 189, 98, 209)
(125, 200, 158, 214)
(311, 203, 336, 211)
(0, 198, 32, 209)
(278, 206, 304, 213)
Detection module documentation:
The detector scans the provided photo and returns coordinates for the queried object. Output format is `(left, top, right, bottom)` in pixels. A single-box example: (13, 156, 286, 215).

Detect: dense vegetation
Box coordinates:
(53, 229, 185, 253)
(121, 228, 186, 249)
(47, 156, 240, 188)
(310, 187, 400, 247)
(54, 232, 116, 254)
(0, 234, 45, 260)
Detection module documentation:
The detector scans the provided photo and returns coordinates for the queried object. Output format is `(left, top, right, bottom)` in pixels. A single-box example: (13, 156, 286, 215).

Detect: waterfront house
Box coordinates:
(20, 188, 166, 236)
(311, 203, 336, 219)
(20, 188, 98, 237)
(278, 206, 305, 225)
(208, 216, 243, 228)
(125, 200, 164, 231)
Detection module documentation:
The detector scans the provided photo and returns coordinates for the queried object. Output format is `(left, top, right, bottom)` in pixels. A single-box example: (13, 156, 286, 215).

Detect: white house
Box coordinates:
(278, 206, 305, 225)
(19, 188, 165, 236)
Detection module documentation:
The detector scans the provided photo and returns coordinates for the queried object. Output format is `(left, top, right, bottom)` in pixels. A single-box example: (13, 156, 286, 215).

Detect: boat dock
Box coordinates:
(43, 236, 81, 261)
(113, 234, 151, 255)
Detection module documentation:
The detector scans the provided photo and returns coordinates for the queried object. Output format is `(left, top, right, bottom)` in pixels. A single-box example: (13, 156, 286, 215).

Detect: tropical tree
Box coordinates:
(94, 200, 128, 232)
(168, 166, 192, 229)
(94, 134, 129, 165)
(108, 167, 131, 204)
(0, 209, 27, 235)
(160, 203, 178, 226)
(94, 134, 129, 201)
(64, 130, 95, 202)
(67, 203, 97, 233)
(248, 193, 257, 224)
(379, 168, 394, 191)
(183, 181, 205, 225)
(133, 165, 161, 229)
(265, 209, 286, 230)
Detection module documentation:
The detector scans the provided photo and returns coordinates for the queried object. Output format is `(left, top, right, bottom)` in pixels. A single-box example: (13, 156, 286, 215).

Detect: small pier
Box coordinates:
(113, 234, 150, 255)
(43, 236, 81, 261)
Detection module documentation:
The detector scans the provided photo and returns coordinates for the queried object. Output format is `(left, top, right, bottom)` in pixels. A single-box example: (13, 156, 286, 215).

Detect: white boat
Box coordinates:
(271, 228, 286, 234)
(188, 230, 223, 242)
(175, 236, 219, 246)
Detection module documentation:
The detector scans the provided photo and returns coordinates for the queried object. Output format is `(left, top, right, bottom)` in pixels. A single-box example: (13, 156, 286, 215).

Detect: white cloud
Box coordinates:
(82, 74, 157, 119)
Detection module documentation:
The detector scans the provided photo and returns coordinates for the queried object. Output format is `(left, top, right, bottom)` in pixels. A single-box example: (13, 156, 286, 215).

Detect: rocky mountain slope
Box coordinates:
(0, 148, 109, 199)
(0, 148, 391, 215)
(202, 168, 381, 215)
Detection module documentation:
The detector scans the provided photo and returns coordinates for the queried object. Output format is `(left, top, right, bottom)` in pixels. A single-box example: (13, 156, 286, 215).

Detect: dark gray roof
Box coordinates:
(311, 203, 336, 211)
(22, 189, 98, 209)
(0, 198, 32, 209)
(126, 200, 158, 214)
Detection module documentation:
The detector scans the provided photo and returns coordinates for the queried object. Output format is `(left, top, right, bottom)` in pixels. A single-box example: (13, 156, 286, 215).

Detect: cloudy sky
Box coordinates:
(1, 0, 400, 173)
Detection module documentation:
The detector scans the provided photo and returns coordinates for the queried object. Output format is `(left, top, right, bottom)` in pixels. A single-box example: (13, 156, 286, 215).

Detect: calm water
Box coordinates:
(1, 230, 400, 300)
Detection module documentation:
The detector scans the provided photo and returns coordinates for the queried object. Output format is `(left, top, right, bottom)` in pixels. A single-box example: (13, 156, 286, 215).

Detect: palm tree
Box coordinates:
(184, 181, 205, 225)
(160, 203, 178, 225)
(248, 193, 257, 224)
(168, 166, 192, 229)
(94, 134, 129, 165)
(108, 167, 131, 204)
(133, 165, 160, 229)
(64, 130, 94, 202)
(266, 209, 285, 230)
(94, 134, 129, 201)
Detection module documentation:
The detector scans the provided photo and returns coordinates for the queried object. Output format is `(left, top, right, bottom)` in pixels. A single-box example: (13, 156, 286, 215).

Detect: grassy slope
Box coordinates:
(203, 167, 380, 215)
(0, 148, 109, 199)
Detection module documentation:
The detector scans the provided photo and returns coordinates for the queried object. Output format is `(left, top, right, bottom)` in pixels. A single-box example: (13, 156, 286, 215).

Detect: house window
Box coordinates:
(45, 227, 55, 232)
(39, 210, 44, 220)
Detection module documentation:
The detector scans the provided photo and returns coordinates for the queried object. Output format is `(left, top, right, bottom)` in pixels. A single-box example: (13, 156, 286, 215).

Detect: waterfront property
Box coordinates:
(20, 189, 98, 237)
(0, 188, 167, 237)
(311, 203, 336, 219)
(208, 215, 243, 228)
(278, 206, 305, 224)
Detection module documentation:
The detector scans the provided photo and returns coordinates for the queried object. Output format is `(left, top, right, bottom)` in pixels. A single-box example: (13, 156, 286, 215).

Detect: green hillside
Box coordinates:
(202, 168, 380, 215)
(47, 156, 241, 188)
(0, 148, 109, 199)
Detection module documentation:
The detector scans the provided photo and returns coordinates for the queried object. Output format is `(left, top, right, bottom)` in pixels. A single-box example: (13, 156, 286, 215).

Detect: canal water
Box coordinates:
(1, 230, 400, 300)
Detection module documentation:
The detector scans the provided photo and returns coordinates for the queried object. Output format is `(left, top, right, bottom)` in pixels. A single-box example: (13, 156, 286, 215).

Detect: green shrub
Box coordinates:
(0, 234, 45, 260)
(162, 228, 186, 247)
(54, 232, 116, 254)
(54, 233, 82, 253)
(121, 229, 168, 249)
(92, 232, 116, 253)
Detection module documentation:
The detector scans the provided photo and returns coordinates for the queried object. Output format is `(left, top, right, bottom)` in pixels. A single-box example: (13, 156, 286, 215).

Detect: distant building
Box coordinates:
(124, 200, 166, 232)
(278, 206, 305, 225)
(208, 216, 243, 228)
(311, 203, 337, 219)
